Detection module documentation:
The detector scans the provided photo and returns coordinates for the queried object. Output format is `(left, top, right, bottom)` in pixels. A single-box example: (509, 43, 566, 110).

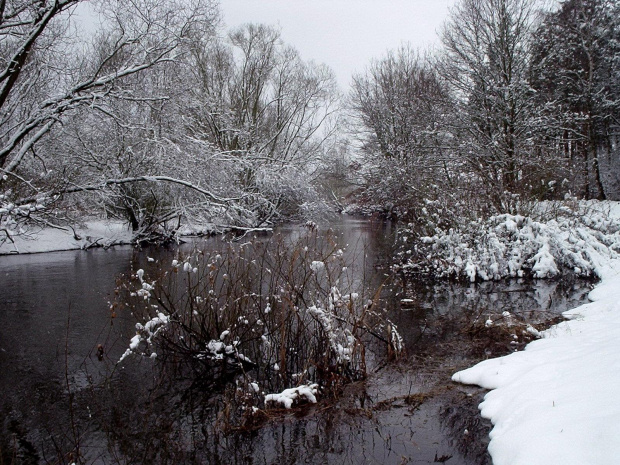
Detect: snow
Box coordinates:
(264, 384, 319, 409)
(452, 201, 620, 465)
(402, 201, 620, 281)
(531, 241, 559, 278)
(310, 260, 325, 273)
(118, 312, 170, 363)
(465, 261, 477, 282)
(0, 220, 132, 255)
(306, 287, 359, 363)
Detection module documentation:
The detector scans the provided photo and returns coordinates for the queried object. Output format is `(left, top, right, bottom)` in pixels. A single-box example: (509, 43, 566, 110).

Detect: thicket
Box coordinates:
(115, 227, 402, 428)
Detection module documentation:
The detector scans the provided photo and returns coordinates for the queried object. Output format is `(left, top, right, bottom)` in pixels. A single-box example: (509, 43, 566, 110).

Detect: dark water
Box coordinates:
(0, 218, 592, 464)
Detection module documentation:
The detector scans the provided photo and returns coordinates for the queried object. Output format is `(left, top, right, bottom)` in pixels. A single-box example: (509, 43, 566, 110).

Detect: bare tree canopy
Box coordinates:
(0, 3, 340, 244)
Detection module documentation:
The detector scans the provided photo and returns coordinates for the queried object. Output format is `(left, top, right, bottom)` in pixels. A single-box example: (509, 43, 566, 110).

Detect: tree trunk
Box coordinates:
(597, 133, 620, 200)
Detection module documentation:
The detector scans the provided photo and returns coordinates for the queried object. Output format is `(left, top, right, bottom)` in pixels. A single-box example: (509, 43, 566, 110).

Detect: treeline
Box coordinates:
(0, 0, 340, 243)
(348, 0, 620, 225)
(1, 0, 618, 245)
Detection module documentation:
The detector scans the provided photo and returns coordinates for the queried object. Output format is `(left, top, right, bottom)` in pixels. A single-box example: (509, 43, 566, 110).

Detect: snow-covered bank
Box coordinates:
(0, 221, 133, 255)
(0, 220, 273, 255)
(452, 202, 620, 465)
(400, 200, 620, 281)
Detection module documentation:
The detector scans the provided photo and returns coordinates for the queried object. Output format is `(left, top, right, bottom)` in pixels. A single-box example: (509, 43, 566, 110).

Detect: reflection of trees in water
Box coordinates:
(1, 356, 123, 464)
(99, 350, 496, 465)
(392, 277, 592, 356)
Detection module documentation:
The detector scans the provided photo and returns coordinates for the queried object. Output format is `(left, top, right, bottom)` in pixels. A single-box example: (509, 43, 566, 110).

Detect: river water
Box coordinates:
(0, 218, 592, 464)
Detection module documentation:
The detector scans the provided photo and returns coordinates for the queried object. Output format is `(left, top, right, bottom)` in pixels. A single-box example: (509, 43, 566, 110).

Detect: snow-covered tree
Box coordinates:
(0, 0, 220, 238)
(439, 0, 540, 212)
(182, 24, 340, 224)
(530, 0, 620, 199)
(348, 47, 455, 218)
(0, 4, 341, 243)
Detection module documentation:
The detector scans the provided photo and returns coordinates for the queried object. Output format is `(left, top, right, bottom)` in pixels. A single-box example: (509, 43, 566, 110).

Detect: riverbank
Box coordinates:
(399, 200, 620, 281)
(0, 220, 133, 254)
(0, 218, 280, 255)
(453, 217, 620, 464)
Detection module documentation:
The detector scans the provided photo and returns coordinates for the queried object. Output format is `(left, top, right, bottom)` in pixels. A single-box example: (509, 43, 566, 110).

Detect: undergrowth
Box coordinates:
(396, 200, 620, 282)
(114, 227, 402, 430)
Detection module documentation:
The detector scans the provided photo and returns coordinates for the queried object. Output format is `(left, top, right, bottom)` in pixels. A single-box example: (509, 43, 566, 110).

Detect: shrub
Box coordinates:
(397, 201, 620, 281)
(115, 228, 401, 428)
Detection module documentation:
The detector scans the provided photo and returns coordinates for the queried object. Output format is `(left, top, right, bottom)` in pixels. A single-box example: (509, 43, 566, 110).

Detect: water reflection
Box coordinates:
(392, 277, 592, 358)
(0, 218, 592, 464)
(0, 247, 136, 464)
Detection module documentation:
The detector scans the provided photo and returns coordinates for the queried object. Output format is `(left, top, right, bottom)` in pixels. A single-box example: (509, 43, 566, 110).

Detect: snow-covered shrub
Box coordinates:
(397, 201, 620, 281)
(116, 228, 397, 424)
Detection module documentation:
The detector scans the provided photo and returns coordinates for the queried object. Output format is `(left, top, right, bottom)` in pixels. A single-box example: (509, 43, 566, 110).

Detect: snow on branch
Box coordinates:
(17, 176, 245, 207)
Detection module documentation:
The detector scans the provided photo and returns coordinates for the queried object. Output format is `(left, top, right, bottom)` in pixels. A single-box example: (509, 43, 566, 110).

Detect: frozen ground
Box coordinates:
(0, 220, 132, 255)
(453, 201, 620, 465)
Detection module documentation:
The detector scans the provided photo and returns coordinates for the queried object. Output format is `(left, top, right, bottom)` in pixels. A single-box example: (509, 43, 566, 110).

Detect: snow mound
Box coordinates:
(401, 202, 620, 281)
(264, 384, 319, 409)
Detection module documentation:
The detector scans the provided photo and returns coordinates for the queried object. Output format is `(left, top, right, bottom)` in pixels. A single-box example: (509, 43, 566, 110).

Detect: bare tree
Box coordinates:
(439, 0, 540, 212)
(348, 47, 456, 219)
(182, 24, 340, 224)
(0, 0, 222, 240)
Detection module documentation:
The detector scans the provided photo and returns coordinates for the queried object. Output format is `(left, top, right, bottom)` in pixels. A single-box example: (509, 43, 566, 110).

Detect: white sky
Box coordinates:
(220, 0, 457, 90)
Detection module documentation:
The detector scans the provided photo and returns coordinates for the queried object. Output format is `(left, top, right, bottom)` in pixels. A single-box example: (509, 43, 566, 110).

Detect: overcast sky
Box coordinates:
(220, 0, 457, 90)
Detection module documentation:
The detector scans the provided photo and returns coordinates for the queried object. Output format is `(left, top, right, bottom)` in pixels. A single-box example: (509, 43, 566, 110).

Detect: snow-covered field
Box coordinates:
(453, 201, 620, 465)
(0, 220, 132, 255)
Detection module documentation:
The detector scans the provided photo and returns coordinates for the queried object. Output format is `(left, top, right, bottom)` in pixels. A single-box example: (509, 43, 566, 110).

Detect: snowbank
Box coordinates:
(401, 201, 620, 281)
(0, 220, 132, 255)
(452, 201, 620, 465)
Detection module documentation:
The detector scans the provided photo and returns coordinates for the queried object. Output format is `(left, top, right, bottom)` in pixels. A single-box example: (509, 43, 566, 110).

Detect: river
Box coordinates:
(0, 218, 592, 464)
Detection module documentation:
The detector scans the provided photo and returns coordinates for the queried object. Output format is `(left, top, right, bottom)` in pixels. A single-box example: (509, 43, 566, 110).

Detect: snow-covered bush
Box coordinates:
(397, 201, 620, 281)
(116, 228, 398, 425)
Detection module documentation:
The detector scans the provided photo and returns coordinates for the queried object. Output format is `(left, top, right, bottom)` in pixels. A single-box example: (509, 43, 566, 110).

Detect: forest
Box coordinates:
(0, 0, 618, 250)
